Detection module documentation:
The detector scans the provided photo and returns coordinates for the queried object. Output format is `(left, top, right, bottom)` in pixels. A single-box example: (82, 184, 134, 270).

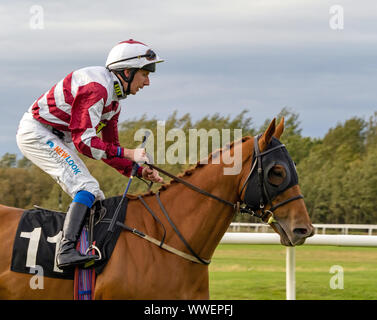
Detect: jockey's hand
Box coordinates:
(124, 148, 149, 163)
(142, 167, 164, 184)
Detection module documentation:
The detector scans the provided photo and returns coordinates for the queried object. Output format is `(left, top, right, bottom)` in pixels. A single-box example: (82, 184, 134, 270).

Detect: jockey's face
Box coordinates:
(123, 69, 150, 95)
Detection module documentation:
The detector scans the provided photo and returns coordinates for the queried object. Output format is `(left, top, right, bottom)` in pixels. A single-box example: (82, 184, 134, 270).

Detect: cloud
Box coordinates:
(1, 0, 377, 157)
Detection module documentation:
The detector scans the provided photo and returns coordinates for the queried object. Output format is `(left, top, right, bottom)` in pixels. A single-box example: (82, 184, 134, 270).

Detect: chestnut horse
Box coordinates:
(0, 118, 313, 299)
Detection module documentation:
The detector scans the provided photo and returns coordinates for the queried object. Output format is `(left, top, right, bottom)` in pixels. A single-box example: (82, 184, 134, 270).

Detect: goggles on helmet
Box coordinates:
(107, 49, 157, 69)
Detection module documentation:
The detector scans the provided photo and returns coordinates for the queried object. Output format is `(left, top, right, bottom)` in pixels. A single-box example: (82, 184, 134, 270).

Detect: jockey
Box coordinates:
(16, 39, 164, 270)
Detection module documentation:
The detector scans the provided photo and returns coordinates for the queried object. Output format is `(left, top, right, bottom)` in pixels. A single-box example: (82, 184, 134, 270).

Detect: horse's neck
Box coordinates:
(159, 139, 252, 260)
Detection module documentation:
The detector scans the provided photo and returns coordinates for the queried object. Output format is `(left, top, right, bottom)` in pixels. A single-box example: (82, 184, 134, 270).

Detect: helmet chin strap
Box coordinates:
(115, 69, 138, 96)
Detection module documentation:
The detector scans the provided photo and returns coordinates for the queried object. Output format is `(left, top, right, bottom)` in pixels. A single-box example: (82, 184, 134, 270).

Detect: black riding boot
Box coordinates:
(56, 202, 98, 270)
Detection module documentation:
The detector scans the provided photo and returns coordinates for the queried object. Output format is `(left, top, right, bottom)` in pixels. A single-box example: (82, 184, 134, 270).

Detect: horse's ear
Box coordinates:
(259, 118, 276, 152)
(274, 117, 284, 140)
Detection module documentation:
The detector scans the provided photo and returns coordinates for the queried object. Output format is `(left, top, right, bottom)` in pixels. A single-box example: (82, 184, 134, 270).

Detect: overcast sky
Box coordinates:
(1, 0, 376, 157)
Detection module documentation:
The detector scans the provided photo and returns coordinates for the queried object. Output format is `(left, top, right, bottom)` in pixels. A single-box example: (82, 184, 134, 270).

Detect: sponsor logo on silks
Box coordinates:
(46, 140, 54, 148)
(46, 140, 81, 175)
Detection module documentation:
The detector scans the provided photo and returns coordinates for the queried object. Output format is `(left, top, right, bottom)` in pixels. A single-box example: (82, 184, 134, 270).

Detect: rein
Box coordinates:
(147, 134, 304, 223)
(147, 163, 236, 209)
(116, 135, 304, 265)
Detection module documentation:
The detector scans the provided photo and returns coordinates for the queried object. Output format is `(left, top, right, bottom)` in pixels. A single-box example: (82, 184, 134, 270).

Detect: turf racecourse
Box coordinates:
(209, 244, 377, 300)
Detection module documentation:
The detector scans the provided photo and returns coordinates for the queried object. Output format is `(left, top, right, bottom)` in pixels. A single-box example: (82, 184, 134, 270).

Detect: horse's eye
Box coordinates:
(267, 165, 286, 186)
(273, 169, 283, 177)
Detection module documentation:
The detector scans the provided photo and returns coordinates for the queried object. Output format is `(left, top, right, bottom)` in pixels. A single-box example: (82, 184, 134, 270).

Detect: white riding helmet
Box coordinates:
(106, 39, 164, 72)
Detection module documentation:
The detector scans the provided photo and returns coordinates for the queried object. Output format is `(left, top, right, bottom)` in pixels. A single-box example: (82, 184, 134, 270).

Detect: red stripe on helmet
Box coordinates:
(119, 39, 147, 46)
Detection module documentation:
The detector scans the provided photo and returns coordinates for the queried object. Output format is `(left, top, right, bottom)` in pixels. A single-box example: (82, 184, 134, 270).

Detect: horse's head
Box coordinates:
(240, 118, 314, 246)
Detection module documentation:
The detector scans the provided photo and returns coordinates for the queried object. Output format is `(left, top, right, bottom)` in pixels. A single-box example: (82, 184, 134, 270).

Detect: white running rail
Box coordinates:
(219, 233, 377, 300)
(229, 222, 377, 235)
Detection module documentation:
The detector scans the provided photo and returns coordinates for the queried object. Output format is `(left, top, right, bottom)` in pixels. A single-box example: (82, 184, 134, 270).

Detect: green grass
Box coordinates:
(209, 244, 377, 300)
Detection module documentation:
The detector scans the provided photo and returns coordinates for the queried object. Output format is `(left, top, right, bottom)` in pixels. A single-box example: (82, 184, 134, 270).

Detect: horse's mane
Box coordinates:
(127, 136, 251, 200)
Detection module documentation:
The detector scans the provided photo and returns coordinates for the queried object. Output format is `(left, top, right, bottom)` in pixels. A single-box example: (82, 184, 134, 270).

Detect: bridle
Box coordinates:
(147, 135, 303, 225)
(114, 135, 304, 265)
(238, 135, 304, 224)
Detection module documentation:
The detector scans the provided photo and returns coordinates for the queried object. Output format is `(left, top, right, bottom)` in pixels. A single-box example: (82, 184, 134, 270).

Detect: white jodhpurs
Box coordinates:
(16, 112, 105, 200)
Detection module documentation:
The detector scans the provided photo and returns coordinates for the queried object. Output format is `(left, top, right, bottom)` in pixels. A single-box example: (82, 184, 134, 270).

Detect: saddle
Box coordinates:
(10, 196, 128, 280)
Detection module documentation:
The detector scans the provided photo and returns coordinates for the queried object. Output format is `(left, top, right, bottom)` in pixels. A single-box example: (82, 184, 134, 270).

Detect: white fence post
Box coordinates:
(286, 247, 296, 300)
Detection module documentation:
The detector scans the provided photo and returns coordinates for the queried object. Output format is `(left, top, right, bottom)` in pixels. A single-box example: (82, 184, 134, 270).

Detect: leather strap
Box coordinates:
(116, 221, 211, 265)
(155, 192, 210, 265)
(147, 163, 235, 208)
(114, 193, 211, 265)
(269, 195, 304, 212)
(138, 195, 166, 247)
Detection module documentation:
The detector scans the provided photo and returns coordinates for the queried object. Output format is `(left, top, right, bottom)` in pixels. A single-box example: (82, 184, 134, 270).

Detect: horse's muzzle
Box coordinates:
(272, 221, 314, 246)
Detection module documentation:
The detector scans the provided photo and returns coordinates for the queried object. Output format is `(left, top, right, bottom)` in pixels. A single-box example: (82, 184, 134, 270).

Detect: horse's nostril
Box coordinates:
(293, 228, 308, 236)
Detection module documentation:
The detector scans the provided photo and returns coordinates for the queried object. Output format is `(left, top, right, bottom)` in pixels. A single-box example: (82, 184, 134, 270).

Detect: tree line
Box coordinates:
(1, 108, 376, 224)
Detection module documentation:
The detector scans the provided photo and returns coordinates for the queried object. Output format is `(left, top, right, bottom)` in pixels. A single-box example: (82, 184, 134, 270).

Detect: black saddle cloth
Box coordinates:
(10, 196, 127, 280)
